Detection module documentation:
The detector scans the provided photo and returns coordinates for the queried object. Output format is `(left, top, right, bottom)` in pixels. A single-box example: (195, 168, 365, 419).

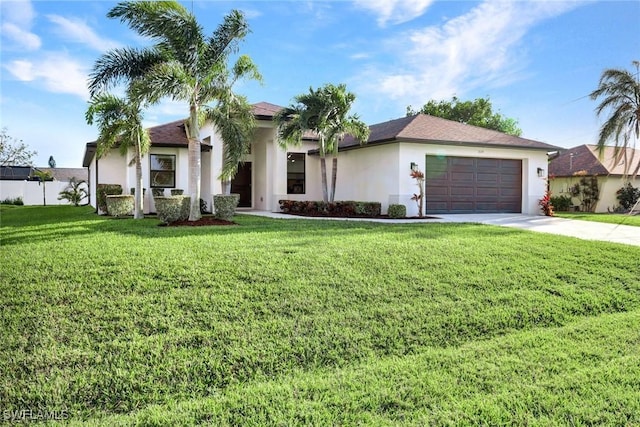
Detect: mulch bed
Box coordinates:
(162, 217, 237, 227)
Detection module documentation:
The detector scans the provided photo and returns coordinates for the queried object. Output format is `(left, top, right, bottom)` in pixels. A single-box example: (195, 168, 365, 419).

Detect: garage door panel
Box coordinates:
(425, 155, 522, 214)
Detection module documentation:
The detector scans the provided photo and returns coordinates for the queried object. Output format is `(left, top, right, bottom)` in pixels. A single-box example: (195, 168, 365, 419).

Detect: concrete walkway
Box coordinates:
(239, 210, 640, 247)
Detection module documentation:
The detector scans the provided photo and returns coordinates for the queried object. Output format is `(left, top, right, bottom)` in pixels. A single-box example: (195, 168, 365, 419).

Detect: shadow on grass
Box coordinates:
(0, 206, 528, 247)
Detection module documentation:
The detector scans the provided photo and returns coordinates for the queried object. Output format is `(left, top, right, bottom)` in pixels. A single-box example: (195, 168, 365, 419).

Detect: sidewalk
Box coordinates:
(239, 210, 640, 247)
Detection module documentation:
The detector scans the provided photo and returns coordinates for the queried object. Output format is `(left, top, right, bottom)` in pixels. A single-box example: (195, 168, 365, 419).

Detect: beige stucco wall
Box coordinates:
(550, 175, 639, 212)
(330, 142, 549, 216)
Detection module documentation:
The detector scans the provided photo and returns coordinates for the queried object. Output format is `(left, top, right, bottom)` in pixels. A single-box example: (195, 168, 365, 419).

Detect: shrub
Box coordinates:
(152, 188, 165, 197)
(59, 178, 89, 206)
(550, 195, 573, 212)
(200, 198, 210, 214)
(1, 197, 23, 206)
(616, 182, 640, 211)
(129, 187, 146, 195)
(213, 194, 240, 221)
(388, 204, 407, 218)
(278, 200, 381, 217)
(154, 196, 185, 224)
(96, 184, 122, 214)
(179, 196, 191, 221)
(170, 189, 184, 196)
(105, 195, 134, 217)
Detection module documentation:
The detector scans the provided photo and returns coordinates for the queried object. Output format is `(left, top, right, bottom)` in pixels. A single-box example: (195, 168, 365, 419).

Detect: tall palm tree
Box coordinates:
(33, 169, 53, 206)
(275, 83, 370, 202)
(86, 91, 151, 219)
(88, 1, 260, 220)
(590, 60, 640, 176)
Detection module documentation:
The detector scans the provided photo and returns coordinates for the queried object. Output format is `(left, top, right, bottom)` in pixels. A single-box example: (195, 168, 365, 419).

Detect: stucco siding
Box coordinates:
(550, 175, 639, 212)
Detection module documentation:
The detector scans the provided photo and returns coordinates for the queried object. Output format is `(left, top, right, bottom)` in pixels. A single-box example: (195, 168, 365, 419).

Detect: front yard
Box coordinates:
(555, 211, 640, 227)
(1, 206, 639, 425)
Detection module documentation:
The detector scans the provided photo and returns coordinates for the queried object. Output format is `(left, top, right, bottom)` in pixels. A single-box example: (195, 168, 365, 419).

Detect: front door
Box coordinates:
(231, 162, 252, 208)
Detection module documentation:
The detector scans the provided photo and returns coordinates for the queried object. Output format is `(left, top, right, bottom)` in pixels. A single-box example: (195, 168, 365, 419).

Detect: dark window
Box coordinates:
(150, 154, 176, 188)
(287, 153, 305, 194)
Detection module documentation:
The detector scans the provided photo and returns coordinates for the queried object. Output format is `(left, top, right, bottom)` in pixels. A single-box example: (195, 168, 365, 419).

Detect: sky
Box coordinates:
(1, 0, 638, 168)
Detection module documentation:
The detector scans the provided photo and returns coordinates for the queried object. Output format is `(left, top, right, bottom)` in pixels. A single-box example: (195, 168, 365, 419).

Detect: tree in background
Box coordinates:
(407, 96, 522, 136)
(89, 1, 260, 221)
(86, 91, 151, 219)
(275, 83, 370, 202)
(590, 61, 640, 177)
(0, 128, 36, 166)
(32, 169, 53, 206)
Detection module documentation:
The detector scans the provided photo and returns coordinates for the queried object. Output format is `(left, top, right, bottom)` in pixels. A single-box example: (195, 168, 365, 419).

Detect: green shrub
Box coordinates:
(278, 200, 381, 217)
(616, 182, 640, 210)
(130, 187, 146, 195)
(388, 204, 407, 218)
(96, 184, 122, 214)
(154, 196, 185, 224)
(1, 197, 24, 206)
(152, 188, 165, 197)
(550, 195, 573, 212)
(170, 189, 184, 196)
(105, 195, 133, 217)
(179, 196, 191, 221)
(213, 194, 240, 221)
(355, 201, 381, 217)
(200, 198, 210, 214)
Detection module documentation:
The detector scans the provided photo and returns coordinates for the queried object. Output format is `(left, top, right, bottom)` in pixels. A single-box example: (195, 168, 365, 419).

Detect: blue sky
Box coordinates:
(1, 0, 638, 168)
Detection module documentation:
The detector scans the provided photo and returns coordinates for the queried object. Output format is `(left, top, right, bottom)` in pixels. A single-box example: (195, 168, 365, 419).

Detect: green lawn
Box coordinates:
(555, 211, 640, 227)
(1, 206, 639, 425)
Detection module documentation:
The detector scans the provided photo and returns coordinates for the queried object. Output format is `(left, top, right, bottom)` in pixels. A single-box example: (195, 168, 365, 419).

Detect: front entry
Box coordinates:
(231, 162, 252, 208)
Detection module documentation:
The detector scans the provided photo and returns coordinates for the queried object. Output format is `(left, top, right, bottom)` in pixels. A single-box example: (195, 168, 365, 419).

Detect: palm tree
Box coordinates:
(85, 91, 150, 219)
(274, 83, 370, 202)
(58, 177, 89, 206)
(88, 1, 260, 221)
(590, 60, 640, 176)
(32, 169, 52, 206)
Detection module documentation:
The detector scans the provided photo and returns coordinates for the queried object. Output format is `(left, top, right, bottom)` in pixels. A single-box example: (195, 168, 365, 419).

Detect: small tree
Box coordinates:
(33, 169, 53, 206)
(58, 177, 89, 206)
(616, 182, 640, 211)
(0, 128, 36, 166)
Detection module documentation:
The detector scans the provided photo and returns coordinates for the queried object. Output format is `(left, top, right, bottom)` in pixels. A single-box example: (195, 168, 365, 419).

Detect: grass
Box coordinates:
(1, 206, 639, 425)
(555, 211, 640, 227)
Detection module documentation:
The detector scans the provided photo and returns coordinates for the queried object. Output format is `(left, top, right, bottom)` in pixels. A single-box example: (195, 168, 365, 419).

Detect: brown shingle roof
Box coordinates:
(549, 144, 640, 177)
(39, 168, 88, 182)
(252, 101, 284, 119)
(339, 114, 559, 151)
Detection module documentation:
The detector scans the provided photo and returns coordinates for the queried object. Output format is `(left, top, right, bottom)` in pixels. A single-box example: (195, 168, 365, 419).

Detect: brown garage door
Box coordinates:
(425, 155, 522, 214)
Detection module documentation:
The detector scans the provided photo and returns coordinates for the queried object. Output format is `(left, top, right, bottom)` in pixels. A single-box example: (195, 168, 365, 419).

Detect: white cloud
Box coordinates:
(47, 14, 121, 52)
(356, 1, 582, 109)
(354, 0, 434, 26)
(4, 52, 89, 99)
(0, 0, 41, 51)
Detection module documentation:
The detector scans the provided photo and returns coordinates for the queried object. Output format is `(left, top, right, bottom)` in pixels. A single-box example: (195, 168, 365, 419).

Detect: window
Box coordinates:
(150, 154, 175, 188)
(287, 153, 305, 194)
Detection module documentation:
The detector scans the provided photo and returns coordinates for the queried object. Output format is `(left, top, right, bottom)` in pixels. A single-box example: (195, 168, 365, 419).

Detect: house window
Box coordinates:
(287, 152, 305, 194)
(150, 154, 175, 188)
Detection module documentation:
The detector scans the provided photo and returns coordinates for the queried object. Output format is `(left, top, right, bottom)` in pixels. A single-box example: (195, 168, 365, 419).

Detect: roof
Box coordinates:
(83, 102, 284, 167)
(0, 166, 35, 180)
(39, 168, 88, 182)
(549, 144, 640, 177)
(337, 114, 559, 152)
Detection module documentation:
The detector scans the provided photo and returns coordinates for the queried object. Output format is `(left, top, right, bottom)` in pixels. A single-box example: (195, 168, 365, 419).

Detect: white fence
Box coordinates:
(0, 180, 85, 206)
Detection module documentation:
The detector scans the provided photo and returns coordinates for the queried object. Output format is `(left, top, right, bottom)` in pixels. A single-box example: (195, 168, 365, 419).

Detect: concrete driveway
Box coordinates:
(240, 211, 640, 247)
(434, 214, 640, 247)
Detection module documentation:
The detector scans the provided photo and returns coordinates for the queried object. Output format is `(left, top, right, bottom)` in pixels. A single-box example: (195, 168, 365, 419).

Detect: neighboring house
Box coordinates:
(82, 102, 558, 216)
(549, 144, 640, 212)
(0, 166, 88, 205)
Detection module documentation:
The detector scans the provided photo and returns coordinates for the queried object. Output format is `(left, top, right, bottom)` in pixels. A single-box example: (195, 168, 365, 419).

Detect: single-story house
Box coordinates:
(549, 144, 640, 212)
(82, 102, 558, 216)
(0, 166, 88, 205)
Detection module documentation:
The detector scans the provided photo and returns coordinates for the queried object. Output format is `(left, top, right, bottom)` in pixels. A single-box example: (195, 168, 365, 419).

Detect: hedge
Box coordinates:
(278, 200, 381, 217)
(213, 194, 240, 221)
(105, 195, 133, 217)
(155, 196, 190, 224)
(97, 184, 122, 214)
(388, 204, 407, 218)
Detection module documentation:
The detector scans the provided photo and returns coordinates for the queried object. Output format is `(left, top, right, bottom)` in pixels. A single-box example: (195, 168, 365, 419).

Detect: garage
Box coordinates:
(425, 155, 522, 214)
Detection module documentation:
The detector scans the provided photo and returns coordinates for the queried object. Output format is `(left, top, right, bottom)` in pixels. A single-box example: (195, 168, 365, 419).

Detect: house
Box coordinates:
(0, 166, 88, 205)
(82, 102, 558, 216)
(549, 144, 640, 212)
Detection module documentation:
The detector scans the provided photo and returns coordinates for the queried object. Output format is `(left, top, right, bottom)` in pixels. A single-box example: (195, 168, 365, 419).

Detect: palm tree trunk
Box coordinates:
(42, 182, 46, 206)
(320, 157, 329, 203)
(330, 156, 338, 202)
(186, 106, 202, 221)
(134, 141, 144, 219)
